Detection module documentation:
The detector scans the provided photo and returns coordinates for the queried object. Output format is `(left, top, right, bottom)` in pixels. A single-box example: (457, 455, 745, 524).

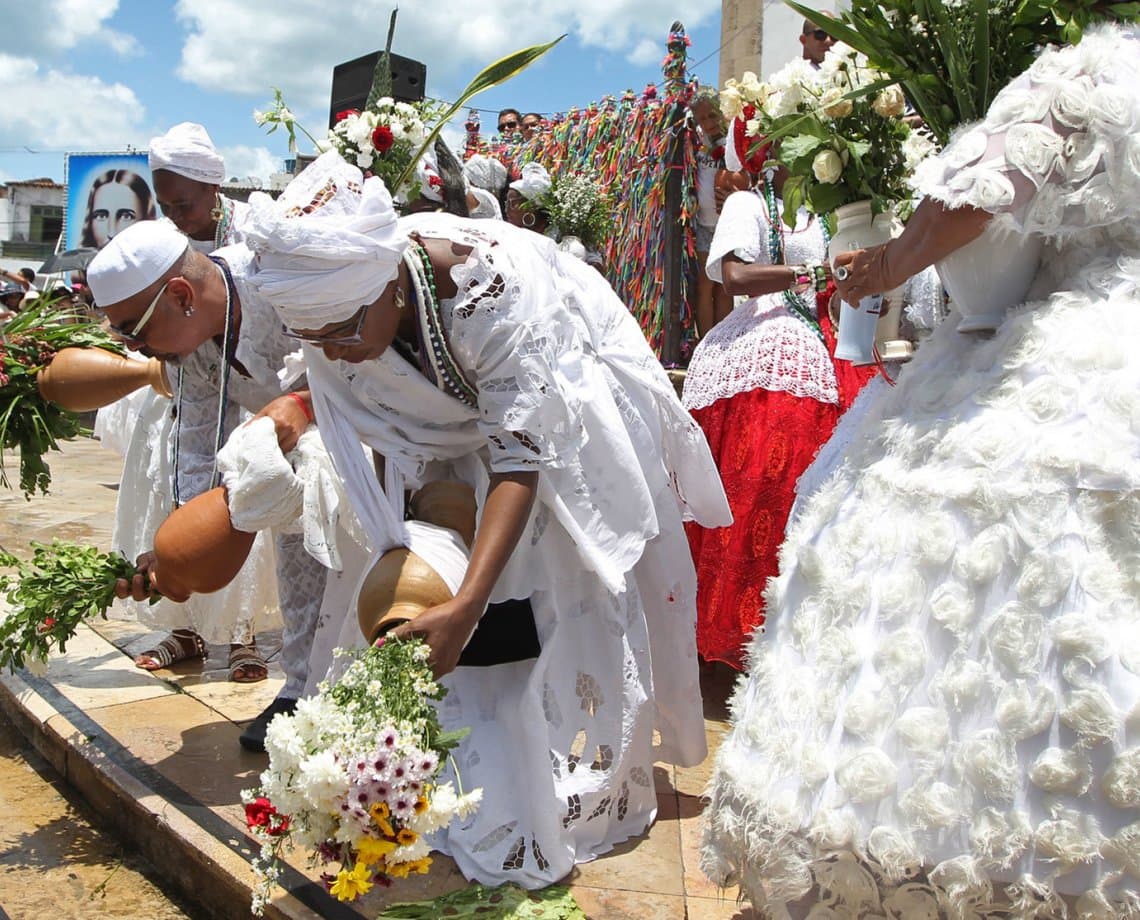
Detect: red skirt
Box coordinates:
(686, 304, 877, 669)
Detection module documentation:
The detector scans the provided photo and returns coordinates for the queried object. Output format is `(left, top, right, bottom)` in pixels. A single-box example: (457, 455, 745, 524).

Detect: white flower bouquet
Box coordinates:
(242, 637, 481, 914)
(541, 172, 612, 250)
(326, 97, 448, 201)
(721, 46, 933, 223)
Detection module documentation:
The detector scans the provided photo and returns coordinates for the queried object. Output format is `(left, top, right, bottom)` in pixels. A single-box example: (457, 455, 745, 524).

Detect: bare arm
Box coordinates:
(389, 470, 538, 676)
(832, 198, 991, 304)
(720, 254, 831, 298)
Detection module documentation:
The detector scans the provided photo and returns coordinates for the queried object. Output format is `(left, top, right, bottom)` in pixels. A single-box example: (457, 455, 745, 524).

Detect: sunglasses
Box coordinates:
(283, 301, 372, 346)
(498, 119, 519, 131)
(806, 28, 830, 40)
(102, 280, 169, 345)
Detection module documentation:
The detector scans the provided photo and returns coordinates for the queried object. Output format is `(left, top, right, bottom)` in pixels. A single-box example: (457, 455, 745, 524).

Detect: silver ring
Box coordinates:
(834, 266, 850, 282)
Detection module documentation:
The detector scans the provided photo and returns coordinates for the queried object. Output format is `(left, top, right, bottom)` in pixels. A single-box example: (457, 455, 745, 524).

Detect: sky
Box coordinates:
(0, 0, 728, 187)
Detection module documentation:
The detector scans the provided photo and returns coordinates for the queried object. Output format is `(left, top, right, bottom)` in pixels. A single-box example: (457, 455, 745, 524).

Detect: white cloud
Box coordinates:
(217, 145, 282, 183)
(174, 0, 719, 109)
(5, 0, 138, 56)
(0, 54, 148, 150)
(627, 38, 662, 67)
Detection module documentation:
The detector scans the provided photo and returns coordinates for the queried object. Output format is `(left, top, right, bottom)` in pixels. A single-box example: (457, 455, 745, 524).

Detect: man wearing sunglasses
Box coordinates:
(87, 219, 342, 754)
(800, 14, 836, 68)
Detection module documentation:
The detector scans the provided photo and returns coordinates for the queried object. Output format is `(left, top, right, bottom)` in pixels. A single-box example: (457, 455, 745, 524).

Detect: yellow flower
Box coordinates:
(407, 856, 433, 875)
(370, 802, 396, 838)
(388, 861, 412, 879)
(413, 795, 429, 815)
(329, 862, 373, 902)
(396, 828, 418, 847)
(356, 836, 398, 866)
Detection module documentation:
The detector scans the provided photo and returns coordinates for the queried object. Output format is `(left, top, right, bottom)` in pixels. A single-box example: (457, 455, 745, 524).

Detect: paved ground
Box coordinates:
(0, 706, 197, 919)
(0, 437, 757, 919)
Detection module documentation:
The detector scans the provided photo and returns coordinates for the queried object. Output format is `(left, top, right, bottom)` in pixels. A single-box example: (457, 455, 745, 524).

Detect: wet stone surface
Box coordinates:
(0, 706, 198, 919)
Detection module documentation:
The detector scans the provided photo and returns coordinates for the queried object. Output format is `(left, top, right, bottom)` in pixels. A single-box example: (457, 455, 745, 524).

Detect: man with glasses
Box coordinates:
(86, 219, 342, 754)
(799, 14, 836, 68)
(496, 107, 521, 137)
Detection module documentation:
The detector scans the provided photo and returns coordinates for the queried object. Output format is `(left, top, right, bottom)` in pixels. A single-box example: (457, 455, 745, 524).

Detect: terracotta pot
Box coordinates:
(153, 487, 255, 598)
(357, 481, 477, 643)
(37, 347, 172, 410)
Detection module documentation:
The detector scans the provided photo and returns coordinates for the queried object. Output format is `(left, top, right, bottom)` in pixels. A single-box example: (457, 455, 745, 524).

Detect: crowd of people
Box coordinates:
(8, 7, 1139, 913)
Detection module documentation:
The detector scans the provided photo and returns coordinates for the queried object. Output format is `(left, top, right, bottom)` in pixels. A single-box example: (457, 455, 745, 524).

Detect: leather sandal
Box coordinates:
(227, 643, 268, 683)
(134, 629, 207, 671)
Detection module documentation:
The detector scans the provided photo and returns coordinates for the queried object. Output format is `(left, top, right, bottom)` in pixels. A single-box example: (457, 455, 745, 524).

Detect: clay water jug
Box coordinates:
(37, 347, 171, 411)
(153, 486, 255, 599)
(357, 481, 478, 644)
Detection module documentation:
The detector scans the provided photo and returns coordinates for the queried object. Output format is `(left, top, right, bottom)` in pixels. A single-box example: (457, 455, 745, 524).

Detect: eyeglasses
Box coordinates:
(497, 119, 518, 132)
(807, 28, 830, 40)
(282, 301, 372, 346)
(103, 280, 169, 344)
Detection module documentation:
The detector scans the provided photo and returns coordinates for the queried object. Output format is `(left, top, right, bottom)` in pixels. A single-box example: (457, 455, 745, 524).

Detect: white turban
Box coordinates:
(463, 154, 508, 194)
(148, 122, 226, 185)
(468, 187, 502, 220)
(509, 162, 551, 203)
(243, 150, 408, 329)
(87, 220, 189, 307)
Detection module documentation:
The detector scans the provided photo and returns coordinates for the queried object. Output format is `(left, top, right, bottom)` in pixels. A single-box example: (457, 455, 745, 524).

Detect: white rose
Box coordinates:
(873, 629, 927, 687)
(836, 747, 898, 803)
(1036, 807, 1101, 864)
(355, 152, 373, 169)
(1102, 748, 1140, 808)
(902, 131, 936, 173)
(1005, 122, 1064, 180)
(1029, 748, 1092, 795)
(959, 729, 1018, 801)
(943, 128, 989, 169)
(951, 165, 1016, 211)
(995, 681, 1055, 740)
(899, 781, 962, 830)
(866, 826, 921, 881)
(1051, 74, 1094, 128)
(1061, 686, 1119, 744)
(1022, 183, 1066, 235)
(819, 87, 853, 119)
(812, 148, 843, 184)
(895, 707, 949, 760)
(872, 84, 906, 118)
(1029, 45, 1082, 82)
(987, 603, 1044, 676)
(1082, 182, 1120, 226)
(720, 83, 744, 121)
(1090, 83, 1132, 132)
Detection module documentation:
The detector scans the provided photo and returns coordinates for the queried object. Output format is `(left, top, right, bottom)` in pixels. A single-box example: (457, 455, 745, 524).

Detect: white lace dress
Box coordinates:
(702, 24, 1140, 917)
(302, 215, 731, 888)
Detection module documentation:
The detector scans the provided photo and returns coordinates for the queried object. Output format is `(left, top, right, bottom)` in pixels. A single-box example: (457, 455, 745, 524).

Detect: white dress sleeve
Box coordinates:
(442, 243, 582, 474)
(912, 24, 1140, 239)
(705, 190, 769, 283)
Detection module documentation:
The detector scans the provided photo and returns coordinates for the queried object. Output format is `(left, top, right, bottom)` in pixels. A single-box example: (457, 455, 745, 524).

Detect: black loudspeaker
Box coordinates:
(328, 52, 427, 127)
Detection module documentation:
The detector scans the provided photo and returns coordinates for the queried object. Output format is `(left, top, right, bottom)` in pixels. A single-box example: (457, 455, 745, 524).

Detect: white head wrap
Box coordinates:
(468, 187, 502, 220)
(87, 220, 189, 307)
(509, 162, 552, 202)
(148, 122, 226, 185)
(243, 150, 408, 329)
(463, 154, 508, 194)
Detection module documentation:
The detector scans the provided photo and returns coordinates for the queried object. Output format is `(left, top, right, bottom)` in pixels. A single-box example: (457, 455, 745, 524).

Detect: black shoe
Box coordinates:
(239, 697, 297, 753)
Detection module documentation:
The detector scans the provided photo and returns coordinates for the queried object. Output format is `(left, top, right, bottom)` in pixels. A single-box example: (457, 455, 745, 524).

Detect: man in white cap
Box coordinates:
(87, 219, 330, 753)
(149, 122, 246, 252)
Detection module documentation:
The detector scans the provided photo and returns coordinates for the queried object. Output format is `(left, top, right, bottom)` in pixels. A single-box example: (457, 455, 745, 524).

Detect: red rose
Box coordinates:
(742, 104, 756, 120)
(266, 813, 291, 836)
(245, 797, 276, 829)
(371, 125, 395, 153)
(335, 109, 360, 123)
(427, 174, 443, 189)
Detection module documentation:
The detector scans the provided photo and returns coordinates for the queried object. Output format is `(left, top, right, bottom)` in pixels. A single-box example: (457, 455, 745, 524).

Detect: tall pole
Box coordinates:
(662, 22, 690, 366)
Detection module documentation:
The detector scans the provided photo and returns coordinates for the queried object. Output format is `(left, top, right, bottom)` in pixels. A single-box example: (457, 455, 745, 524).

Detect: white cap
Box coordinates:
(463, 154, 508, 194)
(148, 122, 226, 185)
(87, 220, 189, 307)
(509, 162, 551, 202)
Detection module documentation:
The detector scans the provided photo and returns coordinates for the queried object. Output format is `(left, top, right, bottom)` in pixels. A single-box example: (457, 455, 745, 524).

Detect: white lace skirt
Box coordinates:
(104, 389, 282, 643)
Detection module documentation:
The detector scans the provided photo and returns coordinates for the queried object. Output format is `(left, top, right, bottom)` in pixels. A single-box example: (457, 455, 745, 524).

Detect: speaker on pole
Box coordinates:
(328, 52, 426, 127)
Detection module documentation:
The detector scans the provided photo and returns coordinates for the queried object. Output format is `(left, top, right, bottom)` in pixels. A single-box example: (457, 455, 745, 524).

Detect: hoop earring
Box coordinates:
(210, 193, 224, 223)
(522, 212, 536, 228)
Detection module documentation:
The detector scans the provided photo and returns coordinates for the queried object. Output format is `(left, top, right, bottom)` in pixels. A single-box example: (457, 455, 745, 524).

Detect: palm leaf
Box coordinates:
(785, 0, 870, 52)
(390, 35, 564, 194)
(366, 9, 400, 111)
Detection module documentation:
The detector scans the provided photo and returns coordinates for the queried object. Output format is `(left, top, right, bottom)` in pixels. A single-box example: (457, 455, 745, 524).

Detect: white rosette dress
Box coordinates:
(702, 24, 1140, 917)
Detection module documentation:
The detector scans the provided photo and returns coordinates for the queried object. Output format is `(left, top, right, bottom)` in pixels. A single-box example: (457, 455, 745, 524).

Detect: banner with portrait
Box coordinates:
(65, 153, 158, 251)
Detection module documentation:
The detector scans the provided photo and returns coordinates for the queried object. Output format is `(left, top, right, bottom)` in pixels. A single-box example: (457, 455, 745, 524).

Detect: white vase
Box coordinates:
(557, 234, 587, 261)
(937, 221, 1042, 333)
(828, 201, 910, 365)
